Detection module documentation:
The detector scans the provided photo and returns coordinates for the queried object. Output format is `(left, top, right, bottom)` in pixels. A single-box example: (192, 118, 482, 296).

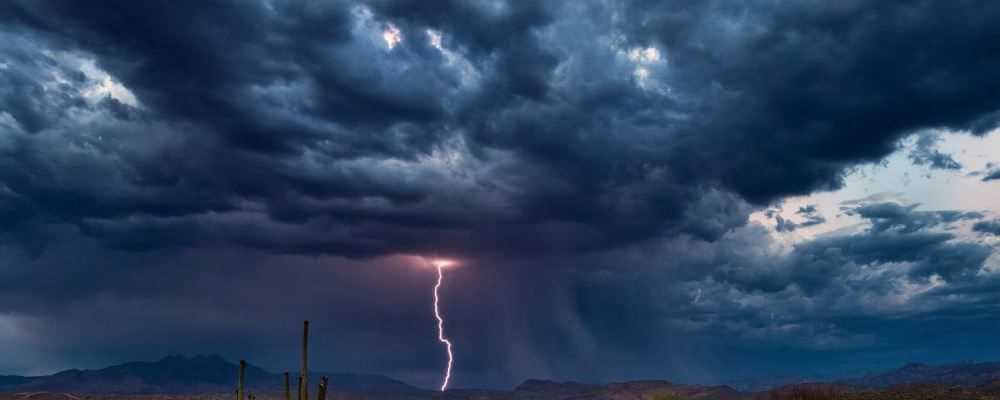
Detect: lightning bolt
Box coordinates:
(433, 262, 454, 391)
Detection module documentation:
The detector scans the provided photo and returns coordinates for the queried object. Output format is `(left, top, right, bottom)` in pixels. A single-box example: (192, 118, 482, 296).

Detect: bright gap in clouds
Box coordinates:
(752, 129, 1000, 244)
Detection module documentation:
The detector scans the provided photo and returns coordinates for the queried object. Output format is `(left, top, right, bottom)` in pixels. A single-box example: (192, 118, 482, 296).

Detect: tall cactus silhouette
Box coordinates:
(284, 372, 291, 400)
(299, 320, 309, 400)
(237, 360, 246, 400)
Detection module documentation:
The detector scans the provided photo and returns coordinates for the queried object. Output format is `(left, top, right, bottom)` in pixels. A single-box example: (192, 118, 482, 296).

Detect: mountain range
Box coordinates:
(0, 355, 415, 394)
(5, 356, 1000, 397)
(838, 361, 1000, 388)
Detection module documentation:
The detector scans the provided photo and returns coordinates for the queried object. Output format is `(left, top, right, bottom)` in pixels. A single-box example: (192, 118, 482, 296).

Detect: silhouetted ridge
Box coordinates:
(1, 355, 416, 394)
(841, 361, 1000, 388)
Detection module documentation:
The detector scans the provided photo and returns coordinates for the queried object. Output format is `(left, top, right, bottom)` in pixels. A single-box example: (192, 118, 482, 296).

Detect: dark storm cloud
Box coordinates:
(773, 204, 826, 232)
(973, 219, 1000, 236)
(984, 168, 1000, 182)
(706, 202, 989, 295)
(559, 201, 998, 380)
(3, 0, 1000, 389)
(615, 1, 1000, 202)
(3, 0, 1000, 257)
(367, 0, 557, 100)
(846, 202, 983, 234)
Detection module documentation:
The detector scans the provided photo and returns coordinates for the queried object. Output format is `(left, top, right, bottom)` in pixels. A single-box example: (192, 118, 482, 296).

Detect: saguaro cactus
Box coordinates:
(284, 372, 291, 400)
(317, 376, 329, 400)
(299, 320, 310, 400)
(237, 360, 247, 400)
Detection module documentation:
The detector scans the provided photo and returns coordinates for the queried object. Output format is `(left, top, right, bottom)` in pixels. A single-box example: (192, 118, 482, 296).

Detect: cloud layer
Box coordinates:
(1, 0, 1000, 389)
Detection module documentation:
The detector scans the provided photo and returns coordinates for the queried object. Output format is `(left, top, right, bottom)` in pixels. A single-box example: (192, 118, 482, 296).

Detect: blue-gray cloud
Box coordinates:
(2, 0, 1000, 389)
(908, 132, 963, 170)
(773, 204, 827, 232)
(3, 0, 1000, 257)
(973, 219, 1000, 235)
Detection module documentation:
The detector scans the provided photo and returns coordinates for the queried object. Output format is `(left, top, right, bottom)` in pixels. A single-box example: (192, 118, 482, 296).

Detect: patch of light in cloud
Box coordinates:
(633, 66, 650, 83)
(627, 47, 661, 63)
(425, 29, 481, 88)
(616, 45, 666, 91)
(351, 6, 404, 53)
(53, 52, 140, 108)
(893, 274, 946, 306)
(427, 29, 443, 50)
(383, 23, 402, 49)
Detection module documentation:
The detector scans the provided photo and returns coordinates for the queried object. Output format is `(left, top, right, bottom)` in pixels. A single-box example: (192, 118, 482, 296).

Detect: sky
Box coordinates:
(2, 0, 1000, 391)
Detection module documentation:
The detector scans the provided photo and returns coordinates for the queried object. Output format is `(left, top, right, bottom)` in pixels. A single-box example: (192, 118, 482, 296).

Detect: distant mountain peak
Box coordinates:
(0, 355, 417, 394)
(842, 361, 1000, 389)
(901, 362, 930, 370)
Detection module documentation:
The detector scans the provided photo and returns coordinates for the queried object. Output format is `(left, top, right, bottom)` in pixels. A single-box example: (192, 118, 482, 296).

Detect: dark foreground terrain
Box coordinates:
(6, 382, 1000, 400)
(7, 357, 1000, 399)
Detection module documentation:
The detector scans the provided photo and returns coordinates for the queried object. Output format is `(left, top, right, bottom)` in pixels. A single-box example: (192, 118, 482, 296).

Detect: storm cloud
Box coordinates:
(1, 0, 1000, 389)
(974, 219, 1000, 236)
(984, 168, 1000, 182)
